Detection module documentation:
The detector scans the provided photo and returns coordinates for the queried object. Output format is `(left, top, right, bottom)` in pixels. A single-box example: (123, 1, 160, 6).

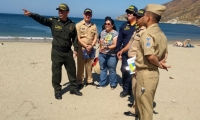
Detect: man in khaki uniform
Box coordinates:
(76, 8, 98, 89)
(135, 4, 170, 120)
(117, 9, 146, 117)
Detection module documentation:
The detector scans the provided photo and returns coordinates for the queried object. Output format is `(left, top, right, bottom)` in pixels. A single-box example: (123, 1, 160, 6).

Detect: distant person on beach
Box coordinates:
(173, 39, 194, 47)
(117, 9, 146, 117)
(76, 8, 98, 89)
(116, 5, 138, 98)
(96, 18, 118, 89)
(135, 4, 170, 120)
(22, 3, 83, 100)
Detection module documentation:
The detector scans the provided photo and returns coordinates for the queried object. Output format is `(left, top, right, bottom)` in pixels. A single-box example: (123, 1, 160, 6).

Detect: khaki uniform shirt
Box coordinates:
(76, 20, 98, 45)
(128, 26, 146, 58)
(135, 23, 168, 69)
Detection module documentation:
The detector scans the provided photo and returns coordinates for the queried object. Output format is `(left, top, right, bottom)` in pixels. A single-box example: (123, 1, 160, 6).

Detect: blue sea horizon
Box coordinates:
(0, 13, 200, 41)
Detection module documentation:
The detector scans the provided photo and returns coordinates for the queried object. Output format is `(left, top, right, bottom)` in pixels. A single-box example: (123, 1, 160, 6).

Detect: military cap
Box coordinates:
(126, 5, 138, 13)
(135, 9, 146, 17)
(84, 8, 92, 14)
(145, 4, 166, 16)
(56, 3, 69, 11)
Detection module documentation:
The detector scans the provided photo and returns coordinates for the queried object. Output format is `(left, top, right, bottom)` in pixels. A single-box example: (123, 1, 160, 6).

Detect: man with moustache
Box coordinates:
(135, 4, 170, 120)
(22, 3, 83, 100)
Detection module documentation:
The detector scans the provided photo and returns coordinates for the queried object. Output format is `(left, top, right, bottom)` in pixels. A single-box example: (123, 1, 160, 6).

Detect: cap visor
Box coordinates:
(135, 13, 143, 17)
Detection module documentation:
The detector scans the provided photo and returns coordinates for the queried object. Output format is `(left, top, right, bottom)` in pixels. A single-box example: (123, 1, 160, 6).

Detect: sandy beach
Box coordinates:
(0, 41, 200, 120)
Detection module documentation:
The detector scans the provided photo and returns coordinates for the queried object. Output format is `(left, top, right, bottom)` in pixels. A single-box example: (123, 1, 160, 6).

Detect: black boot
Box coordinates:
(55, 92, 62, 100)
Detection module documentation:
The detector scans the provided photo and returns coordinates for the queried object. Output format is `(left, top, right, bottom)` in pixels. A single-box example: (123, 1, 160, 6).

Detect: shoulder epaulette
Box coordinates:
(68, 19, 74, 23)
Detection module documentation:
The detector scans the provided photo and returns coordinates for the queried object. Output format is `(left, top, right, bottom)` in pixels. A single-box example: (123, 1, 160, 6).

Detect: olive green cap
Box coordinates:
(56, 3, 69, 11)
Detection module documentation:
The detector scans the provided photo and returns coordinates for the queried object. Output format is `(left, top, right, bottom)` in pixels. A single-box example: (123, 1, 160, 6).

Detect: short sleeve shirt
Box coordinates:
(135, 23, 168, 69)
(76, 20, 98, 45)
(100, 30, 118, 55)
(128, 26, 146, 58)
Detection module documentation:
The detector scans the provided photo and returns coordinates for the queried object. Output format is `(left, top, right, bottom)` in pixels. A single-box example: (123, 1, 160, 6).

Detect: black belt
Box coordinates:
(52, 45, 71, 53)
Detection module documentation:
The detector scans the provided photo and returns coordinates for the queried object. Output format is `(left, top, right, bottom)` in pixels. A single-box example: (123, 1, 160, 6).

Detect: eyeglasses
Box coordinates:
(126, 11, 134, 15)
(104, 23, 111, 26)
(84, 13, 92, 16)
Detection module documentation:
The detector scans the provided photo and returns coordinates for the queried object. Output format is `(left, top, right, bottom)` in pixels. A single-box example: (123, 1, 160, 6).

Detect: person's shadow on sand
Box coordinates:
(60, 73, 122, 95)
(61, 82, 71, 95)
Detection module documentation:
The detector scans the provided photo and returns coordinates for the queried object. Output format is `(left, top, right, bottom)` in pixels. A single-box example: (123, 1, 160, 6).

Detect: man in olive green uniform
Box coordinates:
(76, 8, 98, 89)
(117, 9, 146, 117)
(22, 3, 82, 100)
(135, 4, 170, 120)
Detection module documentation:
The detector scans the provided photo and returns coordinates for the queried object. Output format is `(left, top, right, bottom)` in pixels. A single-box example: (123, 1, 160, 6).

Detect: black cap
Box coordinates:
(135, 9, 146, 17)
(84, 8, 92, 14)
(125, 5, 138, 13)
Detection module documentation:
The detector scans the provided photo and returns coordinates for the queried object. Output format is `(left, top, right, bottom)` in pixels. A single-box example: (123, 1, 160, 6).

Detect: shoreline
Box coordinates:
(0, 39, 200, 44)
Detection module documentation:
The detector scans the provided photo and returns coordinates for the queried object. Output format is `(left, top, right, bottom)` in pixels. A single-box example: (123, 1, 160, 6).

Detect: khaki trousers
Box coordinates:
(136, 69, 159, 120)
(130, 74, 138, 114)
(77, 47, 93, 84)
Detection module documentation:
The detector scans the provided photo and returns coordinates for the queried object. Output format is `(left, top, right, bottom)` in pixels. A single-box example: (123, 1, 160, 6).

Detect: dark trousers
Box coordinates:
(51, 49, 77, 93)
(121, 54, 132, 93)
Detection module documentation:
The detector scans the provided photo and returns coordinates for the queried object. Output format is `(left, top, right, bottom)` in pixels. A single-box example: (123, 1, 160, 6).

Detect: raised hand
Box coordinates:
(22, 8, 31, 16)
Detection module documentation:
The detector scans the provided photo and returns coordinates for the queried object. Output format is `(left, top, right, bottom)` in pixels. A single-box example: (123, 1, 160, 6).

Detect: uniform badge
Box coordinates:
(146, 37, 151, 47)
(136, 34, 140, 37)
(55, 25, 62, 29)
(124, 25, 130, 30)
(70, 26, 74, 31)
(81, 27, 85, 31)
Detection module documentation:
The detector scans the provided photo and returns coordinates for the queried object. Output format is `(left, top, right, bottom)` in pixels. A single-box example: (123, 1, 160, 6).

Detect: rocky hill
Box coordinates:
(116, 0, 200, 26)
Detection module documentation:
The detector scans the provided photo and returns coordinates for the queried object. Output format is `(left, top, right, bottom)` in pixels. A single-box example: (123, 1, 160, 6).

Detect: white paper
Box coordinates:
(127, 56, 136, 74)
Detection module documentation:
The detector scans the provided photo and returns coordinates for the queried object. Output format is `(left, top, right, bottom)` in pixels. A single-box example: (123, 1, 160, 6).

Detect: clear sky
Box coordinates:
(0, 0, 171, 19)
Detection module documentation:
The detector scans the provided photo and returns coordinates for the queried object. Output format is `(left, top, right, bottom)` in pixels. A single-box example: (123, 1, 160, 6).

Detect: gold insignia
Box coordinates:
(70, 26, 74, 31)
(55, 25, 62, 29)
(124, 26, 130, 30)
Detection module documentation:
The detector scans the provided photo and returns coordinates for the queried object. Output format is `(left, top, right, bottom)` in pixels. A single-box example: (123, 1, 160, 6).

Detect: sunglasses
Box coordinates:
(126, 11, 134, 14)
(104, 23, 111, 26)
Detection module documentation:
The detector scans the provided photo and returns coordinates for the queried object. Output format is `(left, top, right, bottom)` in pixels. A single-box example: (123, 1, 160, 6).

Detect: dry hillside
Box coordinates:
(116, 0, 200, 25)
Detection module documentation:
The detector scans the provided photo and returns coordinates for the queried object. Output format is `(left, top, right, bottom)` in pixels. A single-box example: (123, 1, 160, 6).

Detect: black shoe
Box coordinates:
(120, 91, 129, 98)
(111, 86, 117, 90)
(78, 84, 84, 90)
(55, 92, 62, 100)
(70, 89, 83, 96)
(124, 111, 138, 117)
(127, 103, 133, 108)
(86, 82, 95, 86)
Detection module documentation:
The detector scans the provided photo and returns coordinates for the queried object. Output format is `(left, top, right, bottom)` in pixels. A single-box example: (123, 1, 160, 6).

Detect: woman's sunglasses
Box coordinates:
(104, 23, 111, 26)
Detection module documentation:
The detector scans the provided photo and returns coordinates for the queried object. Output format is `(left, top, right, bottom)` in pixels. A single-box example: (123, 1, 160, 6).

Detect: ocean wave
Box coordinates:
(0, 36, 53, 40)
(23, 26, 51, 33)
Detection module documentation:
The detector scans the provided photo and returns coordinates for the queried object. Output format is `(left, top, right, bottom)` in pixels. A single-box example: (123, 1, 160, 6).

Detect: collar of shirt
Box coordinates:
(81, 20, 94, 27)
(146, 23, 158, 30)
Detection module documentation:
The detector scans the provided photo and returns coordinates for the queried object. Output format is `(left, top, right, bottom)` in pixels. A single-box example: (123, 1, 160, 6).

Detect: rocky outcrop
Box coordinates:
(116, 0, 200, 26)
